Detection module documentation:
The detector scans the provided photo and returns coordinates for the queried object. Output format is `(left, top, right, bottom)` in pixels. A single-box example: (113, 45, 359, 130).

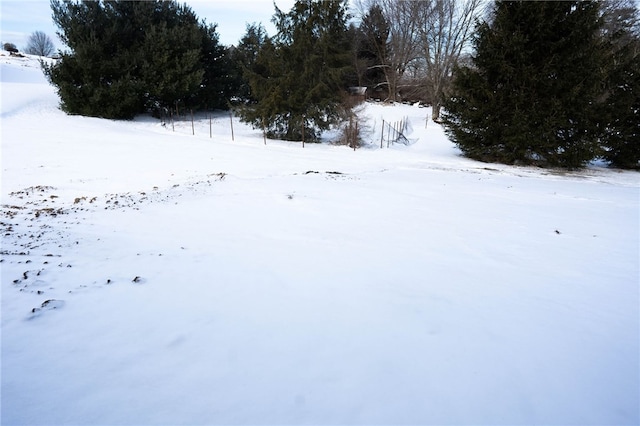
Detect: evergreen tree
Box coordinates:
(443, 1, 605, 168)
(599, 1, 640, 169)
(238, 0, 353, 142)
(43, 1, 141, 118)
(233, 23, 269, 102)
(358, 4, 390, 94)
(135, 1, 204, 114)
(43, 0, 228, 119)
(193, 22, 236, 110)
(345, 22, 365, 88)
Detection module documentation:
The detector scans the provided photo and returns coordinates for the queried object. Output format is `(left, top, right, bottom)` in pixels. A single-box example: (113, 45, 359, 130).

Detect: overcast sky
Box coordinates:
(0, 0, 298, 51)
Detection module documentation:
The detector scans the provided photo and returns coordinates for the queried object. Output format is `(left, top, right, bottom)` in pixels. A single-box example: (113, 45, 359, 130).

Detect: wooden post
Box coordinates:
(170, 111, 174, 132)
(209, 114, 212, 139)
(354, 120, 358, 151)
(380, 120, 384, 148)
(301, 115, 305, 148)
(348, 114, 353, 150)
(229, 110, 234, 141)
(262, 117, 267, 145)
(191, 110, 195, 135)
(387, 120, 391, 148)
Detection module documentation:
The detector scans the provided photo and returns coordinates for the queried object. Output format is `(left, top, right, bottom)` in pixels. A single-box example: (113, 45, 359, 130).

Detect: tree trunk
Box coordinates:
(432, 102, 442, 122)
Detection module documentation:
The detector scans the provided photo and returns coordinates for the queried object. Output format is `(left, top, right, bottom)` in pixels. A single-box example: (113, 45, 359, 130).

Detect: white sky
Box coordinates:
(0, 0, 298, 51)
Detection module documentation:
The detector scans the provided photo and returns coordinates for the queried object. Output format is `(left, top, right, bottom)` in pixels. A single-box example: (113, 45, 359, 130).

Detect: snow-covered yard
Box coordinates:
(2, 53, 638, 425)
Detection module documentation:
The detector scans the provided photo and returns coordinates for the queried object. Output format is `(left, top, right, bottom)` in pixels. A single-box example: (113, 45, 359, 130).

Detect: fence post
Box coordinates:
(262, 117, 267, 145)
(302, 115, 305, 148)
(354, 120, 358, 151)
(229, 111, 234, 141)
(380, 120, 385, 148)
(191, 110, 195, 135)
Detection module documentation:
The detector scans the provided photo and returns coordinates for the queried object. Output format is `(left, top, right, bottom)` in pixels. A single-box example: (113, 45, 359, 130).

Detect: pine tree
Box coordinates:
(358, 4, 390, 94)
(43, 1, 138, 118)
(238, 0, 353, 142)
(192, 22, 236, 111)
(443, 1, 605, 168)
(233, 23, 269, 102)
(136, 2, 204, 114)
(599, 1, 640, 169)
(43, 0, 228, 120)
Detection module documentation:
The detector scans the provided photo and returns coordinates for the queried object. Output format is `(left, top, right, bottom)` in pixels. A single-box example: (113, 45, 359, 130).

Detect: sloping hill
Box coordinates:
(1, 53, 638, 425)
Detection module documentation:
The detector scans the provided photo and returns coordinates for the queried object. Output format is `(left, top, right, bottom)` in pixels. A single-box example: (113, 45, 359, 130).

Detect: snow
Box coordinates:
(1, 52, 639, 425)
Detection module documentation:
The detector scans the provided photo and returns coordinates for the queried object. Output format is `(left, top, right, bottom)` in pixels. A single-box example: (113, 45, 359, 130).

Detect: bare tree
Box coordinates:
(379, 0, 422, 102)
(25, 31, 55, 57)
(416, 0, 482, 122)
(354, 0, 480, 108)
(355, 0, 421, 102)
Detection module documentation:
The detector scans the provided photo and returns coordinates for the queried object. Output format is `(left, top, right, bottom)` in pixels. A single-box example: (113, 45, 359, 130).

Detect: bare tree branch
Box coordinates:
(417, 0, 482, 121)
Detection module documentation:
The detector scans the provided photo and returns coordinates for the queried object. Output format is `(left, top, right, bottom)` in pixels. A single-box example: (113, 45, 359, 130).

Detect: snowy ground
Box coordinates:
(1, 53, 639, 425)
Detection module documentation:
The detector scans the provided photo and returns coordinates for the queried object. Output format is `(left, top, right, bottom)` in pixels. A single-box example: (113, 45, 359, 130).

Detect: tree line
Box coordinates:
(42, 0, 638, 169)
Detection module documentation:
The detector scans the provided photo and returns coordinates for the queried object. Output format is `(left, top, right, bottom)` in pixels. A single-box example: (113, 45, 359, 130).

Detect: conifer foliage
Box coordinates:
(232, 23, 269, 102)
(443, 1, 607, 169)
(43, 0, 231, 119)
(238, 0, 352, 142)
(356, 4, 391, 96)
(599, 1, 640, 169)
